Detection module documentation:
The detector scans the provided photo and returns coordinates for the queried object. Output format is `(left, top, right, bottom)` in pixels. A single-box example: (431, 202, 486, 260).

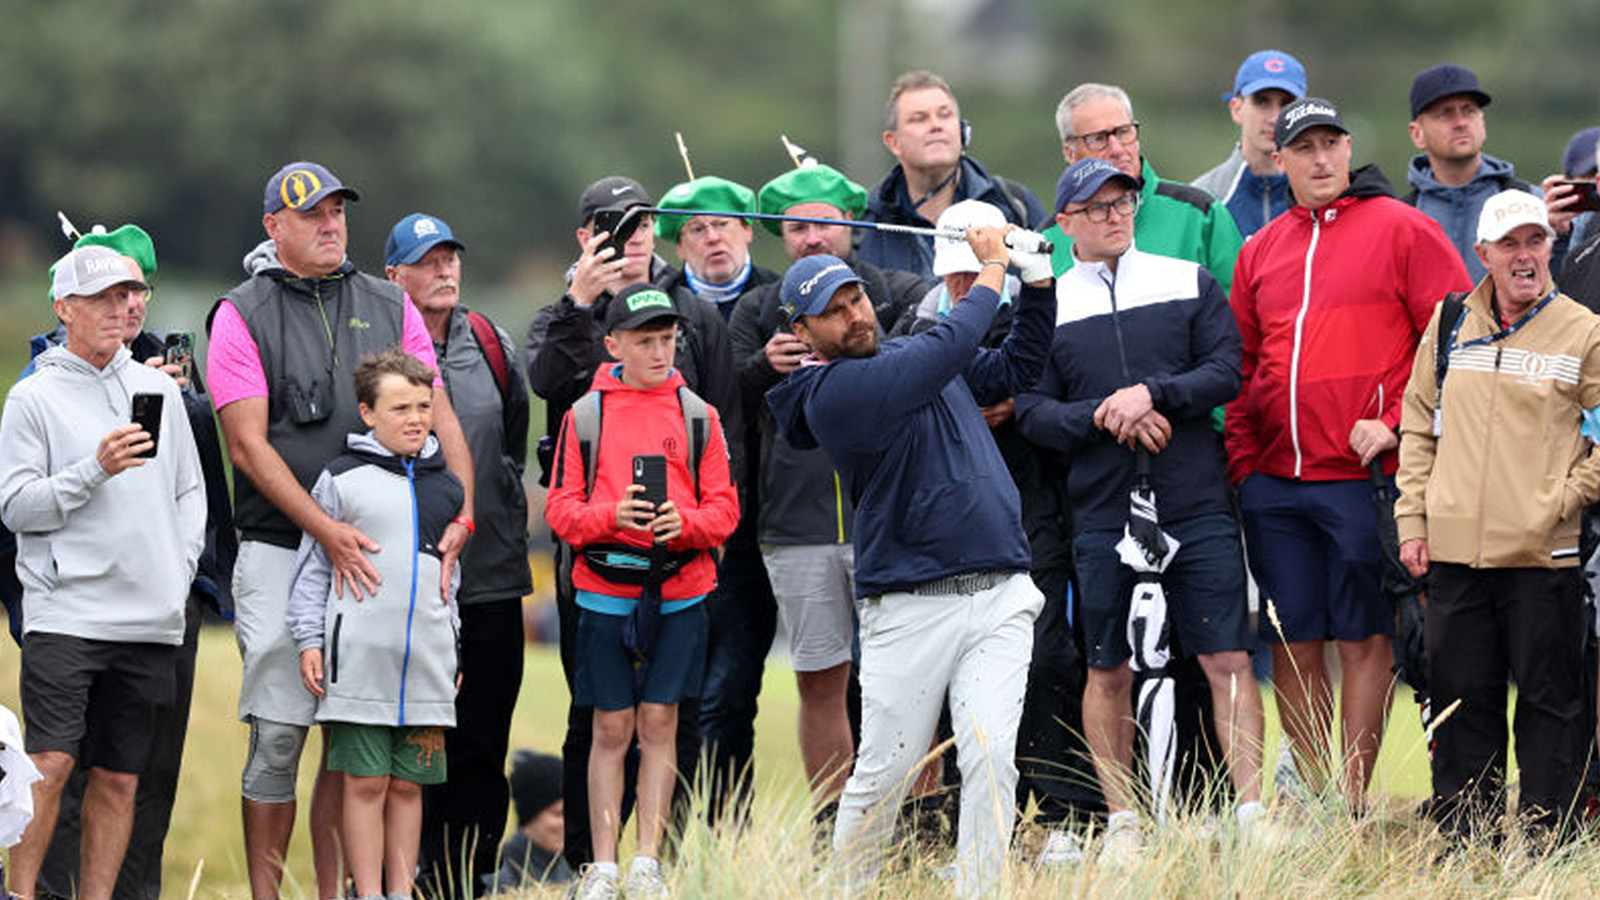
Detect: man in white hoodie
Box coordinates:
(0, 244, 205, 900)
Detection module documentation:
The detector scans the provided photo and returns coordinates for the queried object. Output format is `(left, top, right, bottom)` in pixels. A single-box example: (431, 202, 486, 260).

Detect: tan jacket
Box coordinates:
(1396, 278, 1600, 568)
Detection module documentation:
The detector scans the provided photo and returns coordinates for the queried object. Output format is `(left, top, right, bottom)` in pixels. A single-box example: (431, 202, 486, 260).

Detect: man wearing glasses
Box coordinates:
(1042, 83, 1243, 291)
(1017, 159, 1265, 863)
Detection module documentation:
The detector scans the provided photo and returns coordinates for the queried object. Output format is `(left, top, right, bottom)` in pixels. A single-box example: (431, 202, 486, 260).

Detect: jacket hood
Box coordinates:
(586, 360, 689, 397)
(1407, 151, 1516, 193)
(242, 238, 356, 285)
(763, 363, 823, 451)
(342, 430, 445, 476)
(1288, 163, 1395, 214)
(33, 342, 134, 380)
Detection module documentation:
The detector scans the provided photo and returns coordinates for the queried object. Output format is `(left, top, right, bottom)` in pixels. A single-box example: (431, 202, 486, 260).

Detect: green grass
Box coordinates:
(0, 626, 1564, 898)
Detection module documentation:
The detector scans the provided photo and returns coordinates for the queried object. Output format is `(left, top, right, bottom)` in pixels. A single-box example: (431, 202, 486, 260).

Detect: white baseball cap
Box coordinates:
(1476, 189, 1554, 244)
(932, 199, 1008, 276)
(50, 245, 148, 301)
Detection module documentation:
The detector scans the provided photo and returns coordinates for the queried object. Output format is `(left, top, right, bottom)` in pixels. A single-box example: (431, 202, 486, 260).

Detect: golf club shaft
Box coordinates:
(638, 207, 1054, 255)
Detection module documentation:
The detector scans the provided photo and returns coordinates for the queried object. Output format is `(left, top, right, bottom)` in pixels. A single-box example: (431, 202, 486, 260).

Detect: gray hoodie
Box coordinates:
(0, 345, 204, 644)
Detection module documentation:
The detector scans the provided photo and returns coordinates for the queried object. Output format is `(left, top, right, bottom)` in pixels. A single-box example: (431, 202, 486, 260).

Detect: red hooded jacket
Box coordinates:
(545, 364, 739, 600)
(1226, 165, 1472, 484)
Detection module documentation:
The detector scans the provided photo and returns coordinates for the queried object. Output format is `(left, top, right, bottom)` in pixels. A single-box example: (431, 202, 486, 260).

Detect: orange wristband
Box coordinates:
(451, 515, 475, 535)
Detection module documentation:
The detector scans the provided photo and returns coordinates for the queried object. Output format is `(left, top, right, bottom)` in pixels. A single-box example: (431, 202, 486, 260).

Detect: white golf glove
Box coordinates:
(1006, 230, 1054, 283)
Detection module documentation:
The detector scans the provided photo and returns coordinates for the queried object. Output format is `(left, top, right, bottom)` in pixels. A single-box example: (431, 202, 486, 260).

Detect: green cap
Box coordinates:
(757, 164, 868, 236)
(654, 176, 755, 243)
(47, 224, 157, 303)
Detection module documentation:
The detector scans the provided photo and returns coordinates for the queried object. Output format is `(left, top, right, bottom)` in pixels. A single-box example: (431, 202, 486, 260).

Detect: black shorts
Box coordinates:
(21, 632, 176, 774)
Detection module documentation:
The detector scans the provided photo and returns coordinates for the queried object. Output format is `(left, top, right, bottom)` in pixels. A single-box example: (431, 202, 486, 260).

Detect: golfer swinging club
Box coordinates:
(765, 221, 1054, 898)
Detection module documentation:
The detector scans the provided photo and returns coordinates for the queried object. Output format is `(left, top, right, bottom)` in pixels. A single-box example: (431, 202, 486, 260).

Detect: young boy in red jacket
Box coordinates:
(545, 283, 739, 900)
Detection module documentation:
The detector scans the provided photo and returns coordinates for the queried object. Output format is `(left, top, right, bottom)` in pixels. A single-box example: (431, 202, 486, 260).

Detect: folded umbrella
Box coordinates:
(1118, 450, 1181, 820)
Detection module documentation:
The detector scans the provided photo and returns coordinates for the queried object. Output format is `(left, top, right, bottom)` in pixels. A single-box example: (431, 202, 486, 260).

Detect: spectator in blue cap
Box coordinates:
(384, 212, 533, 899)
(1403, 63, 1538, 282)
(1548, 126, 1600, 277)
(1193, 50, 1307, 238)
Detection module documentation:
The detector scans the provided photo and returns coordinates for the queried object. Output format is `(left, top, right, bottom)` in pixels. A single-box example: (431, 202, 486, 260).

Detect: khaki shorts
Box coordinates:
(233, 540, 317, 725)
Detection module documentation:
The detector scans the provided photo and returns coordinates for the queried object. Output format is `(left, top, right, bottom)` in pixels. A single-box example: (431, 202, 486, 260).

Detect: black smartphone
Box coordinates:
(593, 206, 644, 262)
(130, 392, 164, 458)
(632, 454, 668, 510)
(164, 332, 193, 382)
(1558, 178, 1600, 214)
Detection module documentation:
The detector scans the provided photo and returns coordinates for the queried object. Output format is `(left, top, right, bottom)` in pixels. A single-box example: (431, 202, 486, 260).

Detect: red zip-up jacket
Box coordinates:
(1226, 165, 1472, 485)
(545, 365, 739, 600)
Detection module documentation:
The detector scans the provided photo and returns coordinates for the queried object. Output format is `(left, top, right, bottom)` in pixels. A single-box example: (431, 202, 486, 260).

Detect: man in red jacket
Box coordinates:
(1226, 98, 1470, 811)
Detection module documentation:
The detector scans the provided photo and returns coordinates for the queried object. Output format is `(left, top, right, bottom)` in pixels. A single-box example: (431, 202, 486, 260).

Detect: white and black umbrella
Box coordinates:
(1118, 450, 1180, 820)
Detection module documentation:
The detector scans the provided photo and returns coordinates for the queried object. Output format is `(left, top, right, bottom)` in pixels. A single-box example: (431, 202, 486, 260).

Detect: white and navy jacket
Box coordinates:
(287, 432, 464, 728)
(1016, 245, 1241, 532)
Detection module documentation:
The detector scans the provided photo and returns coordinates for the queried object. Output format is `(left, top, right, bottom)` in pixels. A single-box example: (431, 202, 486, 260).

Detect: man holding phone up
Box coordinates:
(0, 245, 205, 900)
(545, 284, 739, 900)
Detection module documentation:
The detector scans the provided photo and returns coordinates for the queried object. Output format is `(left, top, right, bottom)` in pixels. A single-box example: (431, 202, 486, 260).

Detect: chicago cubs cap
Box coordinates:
(1227, 50, 1307, 103)
(263, 161, 361, 214)
(385, 213, 466, 266)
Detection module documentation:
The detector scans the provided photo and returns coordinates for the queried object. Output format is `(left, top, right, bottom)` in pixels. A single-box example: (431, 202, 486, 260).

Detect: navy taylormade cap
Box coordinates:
(264, 161, 360, 214)
(1226, 49, 1307, 103)
(1275, 97, 1348, 148)
(1055, 159, 1139, 212)
(605, 284, 685, 333)
(1409, 64, 1491, 119)
(385, 213, 466, 267)
(779, 254, 864, 326)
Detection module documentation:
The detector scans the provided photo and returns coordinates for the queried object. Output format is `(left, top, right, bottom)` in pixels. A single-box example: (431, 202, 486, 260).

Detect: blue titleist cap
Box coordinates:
(1055, 159, 1138, 212)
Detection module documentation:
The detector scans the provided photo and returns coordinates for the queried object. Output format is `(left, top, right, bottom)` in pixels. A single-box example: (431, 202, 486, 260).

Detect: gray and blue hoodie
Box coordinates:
(287, 432, 464, 728)
(1406, 152, 1536, 282)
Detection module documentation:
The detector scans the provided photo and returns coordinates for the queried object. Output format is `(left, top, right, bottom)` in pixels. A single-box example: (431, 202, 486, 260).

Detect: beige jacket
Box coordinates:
(1396, 278, 1600, 568)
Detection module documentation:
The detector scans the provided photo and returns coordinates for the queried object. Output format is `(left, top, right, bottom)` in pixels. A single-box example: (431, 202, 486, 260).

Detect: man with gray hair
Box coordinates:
(0, 245, 205, 900)
(858, 69, 1048, 280)
(1041, 82, 1242, 289)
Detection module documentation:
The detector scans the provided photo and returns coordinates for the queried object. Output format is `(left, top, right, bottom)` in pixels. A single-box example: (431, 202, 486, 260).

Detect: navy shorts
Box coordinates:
(1237, 473, 1393, 643)
(21, 632, 176, 774)
(574, 603, 708, 711)
(1073, 512, 1251, 670)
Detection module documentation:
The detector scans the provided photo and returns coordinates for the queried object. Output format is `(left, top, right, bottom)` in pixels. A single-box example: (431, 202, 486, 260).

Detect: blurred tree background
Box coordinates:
(0, 0, 1595, 365)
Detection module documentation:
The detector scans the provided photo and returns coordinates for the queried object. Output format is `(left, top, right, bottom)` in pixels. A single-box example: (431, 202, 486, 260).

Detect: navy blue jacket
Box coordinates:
(765, 282, 1055, 597)
(858, 155, 1047, 281)
(1015, 247, 1240, 532)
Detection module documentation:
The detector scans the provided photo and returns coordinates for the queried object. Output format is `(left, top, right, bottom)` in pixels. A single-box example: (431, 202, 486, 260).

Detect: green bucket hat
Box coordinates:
(46, 224, 157, 302)
(757, 164, 868, 236)
(654, 176, 755, 243)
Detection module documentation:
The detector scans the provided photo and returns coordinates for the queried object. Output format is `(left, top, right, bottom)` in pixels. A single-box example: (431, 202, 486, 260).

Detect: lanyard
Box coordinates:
(1443, 288, 1557, 355)
(1434, 288, 1557, 436)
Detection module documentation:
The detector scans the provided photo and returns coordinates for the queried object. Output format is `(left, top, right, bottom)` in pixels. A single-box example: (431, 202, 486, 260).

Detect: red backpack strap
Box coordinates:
(465, 309, 509, 400)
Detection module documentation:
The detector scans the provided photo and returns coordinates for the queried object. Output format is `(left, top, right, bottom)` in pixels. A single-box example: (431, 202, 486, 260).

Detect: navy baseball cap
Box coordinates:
(1226, 49, 1306, 103)
(1275, 97, 1348, 148)
(385, 213, 466, 267)
(1562, 126, 1600, 177)
(1055, 159, 1139, 212)
(1409, 64, 1491, 119)
(264, 161, 360, 214)
(779, 254, 864, 325)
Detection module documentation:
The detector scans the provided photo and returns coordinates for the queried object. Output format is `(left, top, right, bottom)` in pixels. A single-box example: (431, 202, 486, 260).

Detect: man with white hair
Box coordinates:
(1043, 82, 1242, 290)
(1396, 190, 1600, 841)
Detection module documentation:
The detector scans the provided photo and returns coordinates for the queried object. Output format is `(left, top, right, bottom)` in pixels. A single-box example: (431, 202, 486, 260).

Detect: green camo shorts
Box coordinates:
(325, 723, 448, 784)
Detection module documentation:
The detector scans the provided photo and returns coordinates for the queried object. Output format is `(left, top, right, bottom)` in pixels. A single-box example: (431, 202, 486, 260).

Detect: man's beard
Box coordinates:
(837, 326, 880, 359)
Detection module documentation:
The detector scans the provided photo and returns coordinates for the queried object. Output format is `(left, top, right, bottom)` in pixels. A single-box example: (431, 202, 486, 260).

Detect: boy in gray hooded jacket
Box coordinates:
(287, 348, 464, 900)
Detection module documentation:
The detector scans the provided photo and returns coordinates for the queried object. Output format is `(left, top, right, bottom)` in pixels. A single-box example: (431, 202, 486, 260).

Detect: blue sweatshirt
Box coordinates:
(765, 282, 1055, 598)
(1406, 152, 1535, 282)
